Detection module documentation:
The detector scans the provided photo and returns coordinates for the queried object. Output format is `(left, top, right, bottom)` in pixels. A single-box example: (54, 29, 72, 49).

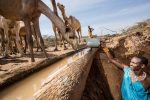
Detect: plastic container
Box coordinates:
(86, 38, 100, 48)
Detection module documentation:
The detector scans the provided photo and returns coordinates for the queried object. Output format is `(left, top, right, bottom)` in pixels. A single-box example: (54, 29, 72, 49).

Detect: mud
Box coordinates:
(0, 45, 86, 89)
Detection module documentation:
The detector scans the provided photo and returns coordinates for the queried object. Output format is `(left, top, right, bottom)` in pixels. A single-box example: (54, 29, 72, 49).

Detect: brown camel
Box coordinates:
(57, 3, 82, 42)
(0, 0, 77, 62)
(3, 19, 25, 56)
(0, 16, 25, 56)
(51, 0, 67, 51)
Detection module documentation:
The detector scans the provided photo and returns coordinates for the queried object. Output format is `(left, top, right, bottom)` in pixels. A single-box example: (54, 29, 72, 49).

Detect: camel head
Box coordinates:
(57, 3, 65, 14)
(68, 33, 79, 50)
(65, 26, 79, 50)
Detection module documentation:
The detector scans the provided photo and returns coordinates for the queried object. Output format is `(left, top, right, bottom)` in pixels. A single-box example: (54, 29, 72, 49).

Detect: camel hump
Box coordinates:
(69, 15, 76, 20)
(69, 16, 79, 23)
(67, 15, 81, 31)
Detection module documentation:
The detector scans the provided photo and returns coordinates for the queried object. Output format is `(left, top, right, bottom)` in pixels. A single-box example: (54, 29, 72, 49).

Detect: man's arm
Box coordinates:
(103, 47, 127, 69)
(91, 28, 94, 31)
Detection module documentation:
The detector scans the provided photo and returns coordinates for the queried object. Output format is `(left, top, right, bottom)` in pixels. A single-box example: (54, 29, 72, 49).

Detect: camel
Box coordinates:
(1, 16, 41, 56)
(2, 18, 25, 56)
(51, 0, 67, 50)
(0, 0, 77, 62)
(57, 3, 82, 43)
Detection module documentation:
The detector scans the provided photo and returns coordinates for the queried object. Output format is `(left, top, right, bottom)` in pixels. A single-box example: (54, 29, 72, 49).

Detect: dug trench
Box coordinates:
(0, 43, 149, 100)
(82, 53, 114, 100)
(82, 46, 150, 100)
(33, 49, 123, 100)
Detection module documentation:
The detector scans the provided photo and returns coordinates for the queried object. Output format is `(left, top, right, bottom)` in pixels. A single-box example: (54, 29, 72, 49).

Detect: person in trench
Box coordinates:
(100, 41, 150, 100)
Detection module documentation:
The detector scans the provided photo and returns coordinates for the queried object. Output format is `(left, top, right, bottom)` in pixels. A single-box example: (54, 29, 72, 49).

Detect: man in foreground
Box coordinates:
(100, 42, 150, 100)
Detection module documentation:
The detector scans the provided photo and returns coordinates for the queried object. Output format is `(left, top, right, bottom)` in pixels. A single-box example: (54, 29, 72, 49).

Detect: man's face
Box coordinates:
(130, 57, 142, 71)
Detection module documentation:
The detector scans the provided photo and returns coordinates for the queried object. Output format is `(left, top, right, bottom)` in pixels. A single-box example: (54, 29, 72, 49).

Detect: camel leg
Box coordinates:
(8, 23, 24, 56)
(24, 36, 27, 54)
(23, 19, 35, 62)
(78, 27, 82, 38)
(62, 40, 67, 50)
(0, 29, 5, 55)
(10, 38, 17, 54)
(32, 26, 41, 52)
(9, 34, 14, 54)
(20, 35, 24, 50)
(32, 17, 48, 58)
(58, 32, 67, 50)
(3, 26, 10, 57)
(38, 1, 77, 50)
(51, 0, 61, 51)
(15, 28, 24, 56)
(58, 32, 62, 47)
(60, 33, 67, 50)
(13, 39, 18, 54)
(77, 31, 81, 43)
(52, 24, 58, 51)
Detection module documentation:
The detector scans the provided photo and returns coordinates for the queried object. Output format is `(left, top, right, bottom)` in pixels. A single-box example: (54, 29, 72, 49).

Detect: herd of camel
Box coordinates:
(0, 0, 82, 62)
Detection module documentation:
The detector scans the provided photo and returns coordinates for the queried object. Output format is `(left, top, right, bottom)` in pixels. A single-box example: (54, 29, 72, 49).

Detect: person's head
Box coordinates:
(88, 26, 90, 28)
(130, 56, 148, 71)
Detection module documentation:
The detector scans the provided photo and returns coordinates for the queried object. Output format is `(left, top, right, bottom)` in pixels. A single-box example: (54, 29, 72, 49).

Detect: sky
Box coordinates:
(40, 0, 150, 36)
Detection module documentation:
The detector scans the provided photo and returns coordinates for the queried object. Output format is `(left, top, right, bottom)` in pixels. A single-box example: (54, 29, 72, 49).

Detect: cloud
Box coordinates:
(107, 2, 150, 18)
(40, 0, 150, 37)
(56, 0, 107, 14)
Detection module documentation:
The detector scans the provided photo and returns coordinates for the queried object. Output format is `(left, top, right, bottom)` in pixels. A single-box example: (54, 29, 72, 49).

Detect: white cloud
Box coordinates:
(39, 0, 150, 37)
(103, 2, 150, 18)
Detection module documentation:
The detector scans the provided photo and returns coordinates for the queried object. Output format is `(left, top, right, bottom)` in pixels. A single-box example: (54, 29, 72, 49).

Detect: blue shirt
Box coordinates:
(121, 67, 150, 100)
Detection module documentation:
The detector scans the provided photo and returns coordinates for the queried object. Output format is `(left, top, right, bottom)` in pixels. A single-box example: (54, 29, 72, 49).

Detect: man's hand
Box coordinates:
(100, 40, 127, 69)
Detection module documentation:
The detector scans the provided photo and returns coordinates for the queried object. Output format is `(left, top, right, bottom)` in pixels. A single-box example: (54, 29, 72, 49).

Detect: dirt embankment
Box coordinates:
(102, 19, 150, 68)
(99, 19, 150, 99)
(55, 20, 150, 100)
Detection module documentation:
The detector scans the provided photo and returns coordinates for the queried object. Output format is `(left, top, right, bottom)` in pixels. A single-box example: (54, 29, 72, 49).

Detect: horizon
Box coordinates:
(40, 0, 150, 37)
